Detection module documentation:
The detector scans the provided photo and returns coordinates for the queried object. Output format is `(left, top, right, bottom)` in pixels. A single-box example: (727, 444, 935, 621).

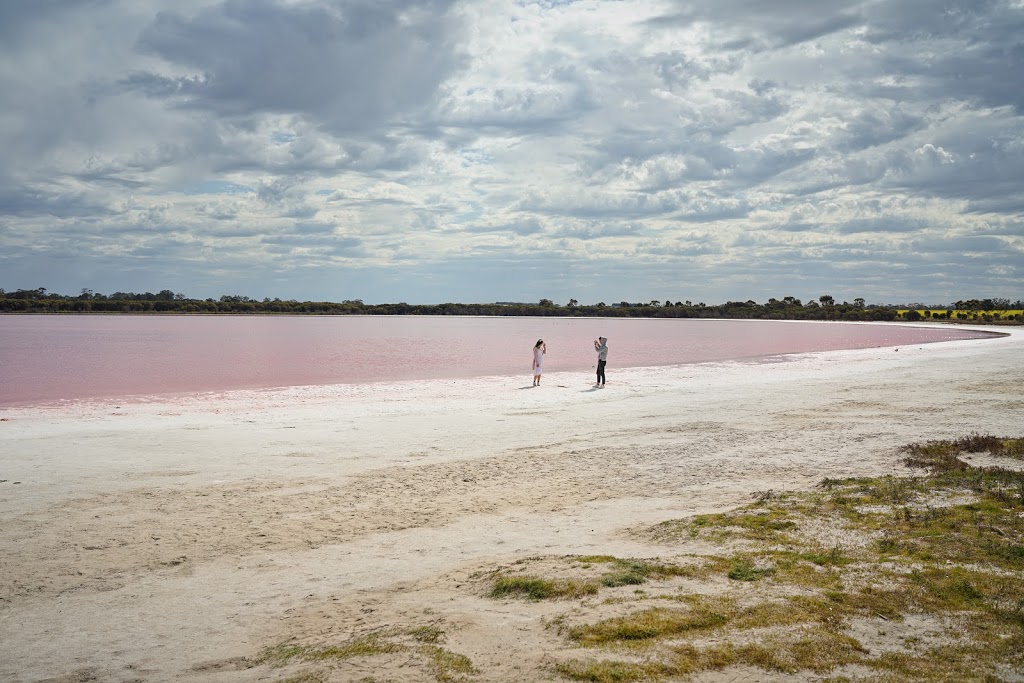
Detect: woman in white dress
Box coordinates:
(532, 339, 546, 386)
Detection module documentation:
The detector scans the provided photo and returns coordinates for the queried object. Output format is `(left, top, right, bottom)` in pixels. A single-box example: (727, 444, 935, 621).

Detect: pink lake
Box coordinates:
(0, 315, 997, 407)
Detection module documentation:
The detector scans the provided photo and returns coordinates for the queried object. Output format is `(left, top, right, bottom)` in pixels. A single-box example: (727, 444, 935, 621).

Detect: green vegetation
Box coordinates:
(725, 559, 774, 582)
(3, 287, 1021, 322)
(255, 626, 476, 683)
(649, 504, 800, 544)
(597, 559, 694, 587)
(421, 645, 478, 683)
(568, 606, 731, 646)
(557, 627, 868, 682)
(490, 576, 600, 601)
(256, 634, 403, 666)
(519, 436, 1024, 681)
(489, 557, 700, 602)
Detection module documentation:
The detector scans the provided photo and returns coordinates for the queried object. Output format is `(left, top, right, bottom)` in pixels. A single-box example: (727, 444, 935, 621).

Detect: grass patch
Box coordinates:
(550, 435, 1024, 681)
(304, 634, 403, 661)
(574, 555, 619, 564)
(599, 559, 692, 587)
(555, 659, 672, 682)
(257, 634, 403, 666)
(257, 643, 307, 667)
(559, 628, 868, 680)
(490, 576, 599, 600)
(420, 645, 477, 682)
(726, 559, 774, 582)
(408, 625, 446, 644)
(255, 626, 477, 683)
(569, 606, 730, 646)
(649, 505, 800, 544)
(489, 557, 698, 601)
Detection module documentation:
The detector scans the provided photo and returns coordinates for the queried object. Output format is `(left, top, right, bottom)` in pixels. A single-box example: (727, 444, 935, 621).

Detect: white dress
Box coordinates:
(533, 347, 544, 374)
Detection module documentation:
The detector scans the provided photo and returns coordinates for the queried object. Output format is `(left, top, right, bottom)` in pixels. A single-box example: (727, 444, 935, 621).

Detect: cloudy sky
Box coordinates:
(1, 0, 1022, 305)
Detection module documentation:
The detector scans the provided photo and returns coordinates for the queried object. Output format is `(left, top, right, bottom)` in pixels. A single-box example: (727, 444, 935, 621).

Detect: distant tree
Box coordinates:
(664, 300, 672, 307)
(596, 302, 606, 308)
(567, 298, 578, 307)
(955, 299, 992, 312)
(853, 297, 865, 308)
(819, 294, 834, 306)
(649, 299, 661, 307)
(539, 298, 555, 307)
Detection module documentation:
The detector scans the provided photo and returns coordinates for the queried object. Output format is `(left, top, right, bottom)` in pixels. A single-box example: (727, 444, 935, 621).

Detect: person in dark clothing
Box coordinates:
(593, 336, 607, 387)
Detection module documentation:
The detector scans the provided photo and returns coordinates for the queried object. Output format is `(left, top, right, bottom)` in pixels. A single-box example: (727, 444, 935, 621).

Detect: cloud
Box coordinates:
(1, 0, 1022, 303)
(131, 0, 467, 132)
(465, 216, 545, 235)
(837, 216, 927, 234)
(650, 0, 864, 49)
(0, 187, 112, 219)
(0, 0, 113, 46)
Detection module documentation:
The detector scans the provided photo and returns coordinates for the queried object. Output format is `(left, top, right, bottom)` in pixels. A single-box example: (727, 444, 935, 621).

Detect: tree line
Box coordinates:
(0, 288, 1021, 323)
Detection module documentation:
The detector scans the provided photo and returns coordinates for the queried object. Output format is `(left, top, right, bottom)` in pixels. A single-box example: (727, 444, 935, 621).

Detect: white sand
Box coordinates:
(1, 324, 1021, 682)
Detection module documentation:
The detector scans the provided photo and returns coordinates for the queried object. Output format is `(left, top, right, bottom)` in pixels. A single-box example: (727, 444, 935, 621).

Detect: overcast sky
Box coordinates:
(1, 0, 1022, 305)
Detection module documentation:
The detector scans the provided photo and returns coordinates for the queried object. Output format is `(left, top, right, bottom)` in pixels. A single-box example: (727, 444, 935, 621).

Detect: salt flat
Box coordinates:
(0, 324, 1020, 682)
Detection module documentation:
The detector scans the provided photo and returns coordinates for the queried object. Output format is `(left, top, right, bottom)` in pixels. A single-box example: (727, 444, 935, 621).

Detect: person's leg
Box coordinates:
(597, 360, 606, 385)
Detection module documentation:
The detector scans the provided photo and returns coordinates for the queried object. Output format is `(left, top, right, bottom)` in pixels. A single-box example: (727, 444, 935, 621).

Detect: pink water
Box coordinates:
(0, 315, 995, 406)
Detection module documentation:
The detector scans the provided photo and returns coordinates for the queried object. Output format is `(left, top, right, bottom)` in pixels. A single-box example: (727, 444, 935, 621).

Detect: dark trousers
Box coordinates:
(596, 360, 606, 385)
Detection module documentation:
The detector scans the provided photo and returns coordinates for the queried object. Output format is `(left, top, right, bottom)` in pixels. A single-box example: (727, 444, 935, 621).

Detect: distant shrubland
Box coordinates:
(1, 288, 1021, 323)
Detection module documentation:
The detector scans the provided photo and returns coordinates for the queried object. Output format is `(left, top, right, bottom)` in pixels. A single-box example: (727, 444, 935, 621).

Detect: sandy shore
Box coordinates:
(1, 324, 1021, 682)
